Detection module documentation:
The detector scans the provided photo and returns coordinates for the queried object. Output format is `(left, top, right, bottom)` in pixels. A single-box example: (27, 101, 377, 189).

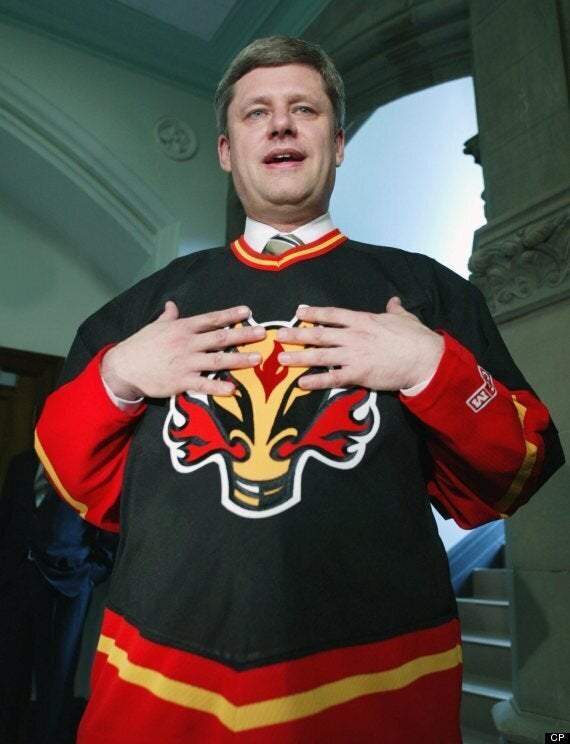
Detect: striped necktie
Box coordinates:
(263, 233, 304, 256)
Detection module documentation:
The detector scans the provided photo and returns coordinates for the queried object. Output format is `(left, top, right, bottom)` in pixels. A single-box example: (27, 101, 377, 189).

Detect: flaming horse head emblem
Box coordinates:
(163, 313, 380, 518)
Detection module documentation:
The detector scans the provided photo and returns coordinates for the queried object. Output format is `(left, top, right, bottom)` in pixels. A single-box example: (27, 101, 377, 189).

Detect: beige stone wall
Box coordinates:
(499, 300, 570, 722)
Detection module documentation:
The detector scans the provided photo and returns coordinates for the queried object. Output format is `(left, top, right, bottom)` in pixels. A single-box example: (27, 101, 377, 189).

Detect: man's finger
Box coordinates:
(385, 296, 408, 315)
(198, 324, 266, 351)
(276, 325, 341, 346)
(188, 305, 253, 332)
(182, 376, 236, 397)
(295, 305, 354, 327)
(278, 348, 341, 368)
(297, 369, 345, 390)
(187, 350, 262, 372)
(156, 300, 180, 322)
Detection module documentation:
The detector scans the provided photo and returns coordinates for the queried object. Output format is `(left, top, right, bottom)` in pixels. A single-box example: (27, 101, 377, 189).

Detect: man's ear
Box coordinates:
(218, 134, 232, 173)
(334, 128, 345, 167)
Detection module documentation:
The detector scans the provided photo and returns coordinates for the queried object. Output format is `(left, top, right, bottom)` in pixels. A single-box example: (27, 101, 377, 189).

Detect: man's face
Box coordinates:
(218, 63, 344, 230)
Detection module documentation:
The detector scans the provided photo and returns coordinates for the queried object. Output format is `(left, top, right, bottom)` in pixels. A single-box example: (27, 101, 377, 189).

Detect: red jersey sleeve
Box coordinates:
(401, 332, 552, 529)
(35, 347, 146, 532)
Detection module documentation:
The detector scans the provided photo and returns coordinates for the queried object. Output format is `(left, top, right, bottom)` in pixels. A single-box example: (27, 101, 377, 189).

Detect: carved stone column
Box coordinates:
(470, 205, 570, 322)
(470, 0, 570, 740)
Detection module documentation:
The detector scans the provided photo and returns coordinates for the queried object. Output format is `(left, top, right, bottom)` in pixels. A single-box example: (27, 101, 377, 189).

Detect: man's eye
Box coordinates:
(295, 106, 314, 115)
(247, 110, 266, 119)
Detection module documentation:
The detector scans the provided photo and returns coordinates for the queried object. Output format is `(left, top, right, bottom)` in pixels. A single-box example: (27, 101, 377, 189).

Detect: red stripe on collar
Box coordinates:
(230, 229, 347, 271)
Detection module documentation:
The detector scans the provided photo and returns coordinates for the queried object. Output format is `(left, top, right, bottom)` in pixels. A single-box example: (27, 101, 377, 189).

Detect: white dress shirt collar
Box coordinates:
(243, 213, 334, 253)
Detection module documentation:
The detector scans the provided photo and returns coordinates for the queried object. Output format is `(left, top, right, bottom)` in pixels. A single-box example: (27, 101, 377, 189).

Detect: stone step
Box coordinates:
(461, 633, 511, 683)
(471, 568, 511, 600)
(461, 675, 511, 737)
(458, 597, 510, 636)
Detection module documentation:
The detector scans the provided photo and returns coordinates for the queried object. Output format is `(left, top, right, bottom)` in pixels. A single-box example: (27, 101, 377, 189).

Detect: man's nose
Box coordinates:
(269, 108, 296, 137)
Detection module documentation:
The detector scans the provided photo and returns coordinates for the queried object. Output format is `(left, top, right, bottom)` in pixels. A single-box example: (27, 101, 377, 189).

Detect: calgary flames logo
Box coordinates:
(163, 313, 380, 518)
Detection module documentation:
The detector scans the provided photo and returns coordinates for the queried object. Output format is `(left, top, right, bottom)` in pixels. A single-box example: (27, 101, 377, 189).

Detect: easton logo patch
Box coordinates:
(467, 366, 497, 412)
(163, 313, 380, 518)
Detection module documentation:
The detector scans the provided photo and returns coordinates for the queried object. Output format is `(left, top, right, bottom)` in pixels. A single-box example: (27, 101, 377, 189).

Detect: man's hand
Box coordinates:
(101, 302, 266, 399)
(276, 298, 444, 391)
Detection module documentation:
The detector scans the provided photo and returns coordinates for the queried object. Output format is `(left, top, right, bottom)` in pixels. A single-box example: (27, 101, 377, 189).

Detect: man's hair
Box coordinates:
(214, 36, 345, 136)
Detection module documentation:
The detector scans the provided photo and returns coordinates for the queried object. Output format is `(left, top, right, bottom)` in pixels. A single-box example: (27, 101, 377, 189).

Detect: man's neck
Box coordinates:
(244, 213, 334, 252)
(247, 203, 332, 233)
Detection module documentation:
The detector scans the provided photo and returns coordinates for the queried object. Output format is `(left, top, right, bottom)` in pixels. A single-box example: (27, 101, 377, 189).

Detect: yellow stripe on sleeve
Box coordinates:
(34, 430, 89, 518)
(494, 398, 538, 514)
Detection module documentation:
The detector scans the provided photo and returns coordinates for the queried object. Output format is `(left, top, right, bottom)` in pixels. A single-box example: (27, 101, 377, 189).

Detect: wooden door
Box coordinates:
(0, 347, 64, 492)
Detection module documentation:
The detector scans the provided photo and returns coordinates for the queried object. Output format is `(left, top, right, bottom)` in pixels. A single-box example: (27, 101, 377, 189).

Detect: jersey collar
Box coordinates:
(230, 229, 347, 272)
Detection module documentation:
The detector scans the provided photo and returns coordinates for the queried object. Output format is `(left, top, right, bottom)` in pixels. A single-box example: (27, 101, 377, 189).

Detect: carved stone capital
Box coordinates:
(469, 210, 570, 320)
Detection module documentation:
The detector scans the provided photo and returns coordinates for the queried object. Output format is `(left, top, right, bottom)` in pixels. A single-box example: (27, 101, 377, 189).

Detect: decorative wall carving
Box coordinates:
(154, 117, 198, 161)
(469, 210, 570, 315)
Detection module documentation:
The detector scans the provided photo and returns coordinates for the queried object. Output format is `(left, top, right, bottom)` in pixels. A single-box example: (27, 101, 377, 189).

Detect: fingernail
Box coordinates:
(252, 326, 265, 337)
(277, 328, 288, 340)
(278, 352, 290, 363)
(248, 353, 261, 364)
(296, 305, 308, 318)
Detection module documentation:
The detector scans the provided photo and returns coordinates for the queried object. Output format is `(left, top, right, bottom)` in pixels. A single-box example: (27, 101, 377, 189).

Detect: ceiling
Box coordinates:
(114, 0, 241, 43)
(0, 0, 332, 100)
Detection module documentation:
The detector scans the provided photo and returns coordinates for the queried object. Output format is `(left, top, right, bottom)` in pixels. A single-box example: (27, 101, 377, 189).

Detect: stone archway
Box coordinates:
(0, 65, 180, 292)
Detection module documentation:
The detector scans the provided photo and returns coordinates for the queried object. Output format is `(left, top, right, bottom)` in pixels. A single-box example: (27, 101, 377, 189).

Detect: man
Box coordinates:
(0, 453, 116, 744)
(35, 37, 563, 742)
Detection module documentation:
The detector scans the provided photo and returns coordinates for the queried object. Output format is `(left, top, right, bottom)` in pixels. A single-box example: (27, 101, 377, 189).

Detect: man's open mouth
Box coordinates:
(263, 150, 305, 165)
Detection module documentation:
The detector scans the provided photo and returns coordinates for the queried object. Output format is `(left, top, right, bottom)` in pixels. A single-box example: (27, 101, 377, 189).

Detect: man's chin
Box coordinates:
(258, 188, 328, 216)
